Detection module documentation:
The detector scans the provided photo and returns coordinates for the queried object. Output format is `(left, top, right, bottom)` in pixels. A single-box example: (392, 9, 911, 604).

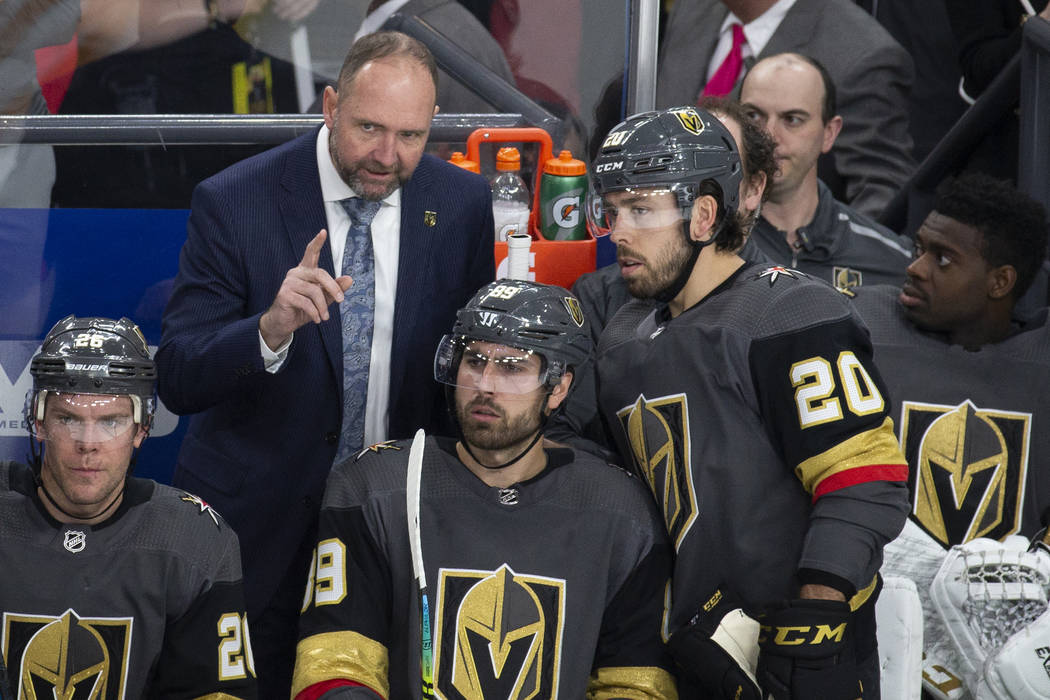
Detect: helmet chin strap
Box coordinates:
(653, 219, 719, 304)
(459, 419, 547, 471)
(31, 441, 142, 524)
(38, 479, 125, 523)
(450, 385, 555, 471)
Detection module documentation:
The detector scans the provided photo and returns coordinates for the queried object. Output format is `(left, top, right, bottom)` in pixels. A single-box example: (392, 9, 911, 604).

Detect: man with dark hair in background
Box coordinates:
(849, 173, 1050, 697)
(157, 30, 494, 697)
(741, 52, 913, 291)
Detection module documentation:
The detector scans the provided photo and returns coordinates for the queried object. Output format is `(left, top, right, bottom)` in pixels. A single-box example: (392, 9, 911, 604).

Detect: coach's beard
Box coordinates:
(330, 143, 405, 201)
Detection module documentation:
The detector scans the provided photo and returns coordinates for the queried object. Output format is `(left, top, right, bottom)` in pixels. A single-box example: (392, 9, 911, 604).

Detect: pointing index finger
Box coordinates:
(301, 229, 328, 269)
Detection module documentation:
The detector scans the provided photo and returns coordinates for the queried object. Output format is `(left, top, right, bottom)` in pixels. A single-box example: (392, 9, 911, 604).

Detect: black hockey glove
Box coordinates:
(757, 598, 862, 700)
(667, 588, 763, 700)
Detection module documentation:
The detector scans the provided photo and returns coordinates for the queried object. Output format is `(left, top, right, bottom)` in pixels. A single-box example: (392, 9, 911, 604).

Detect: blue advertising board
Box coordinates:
(0, 207, 190, 484)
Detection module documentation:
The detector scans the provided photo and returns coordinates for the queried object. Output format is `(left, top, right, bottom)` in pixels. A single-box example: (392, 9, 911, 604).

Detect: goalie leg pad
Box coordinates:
(876, 575, 924, 699)
(757, 598, 863, 700)
(667, 587, 763, 700)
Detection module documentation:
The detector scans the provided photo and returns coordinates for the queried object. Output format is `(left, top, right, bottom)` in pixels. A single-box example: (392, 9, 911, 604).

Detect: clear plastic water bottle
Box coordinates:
(491, 147, 532, 242)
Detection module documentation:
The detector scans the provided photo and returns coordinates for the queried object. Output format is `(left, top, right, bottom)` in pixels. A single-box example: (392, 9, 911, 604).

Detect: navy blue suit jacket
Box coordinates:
(156, 128, 494, 614)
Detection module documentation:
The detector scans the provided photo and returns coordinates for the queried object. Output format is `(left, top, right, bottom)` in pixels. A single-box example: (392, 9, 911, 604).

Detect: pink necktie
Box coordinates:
(702, 23, 746, 98)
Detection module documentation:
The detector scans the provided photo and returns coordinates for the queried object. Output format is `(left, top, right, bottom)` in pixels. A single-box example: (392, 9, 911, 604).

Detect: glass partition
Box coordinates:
(0, 0, 633, 482)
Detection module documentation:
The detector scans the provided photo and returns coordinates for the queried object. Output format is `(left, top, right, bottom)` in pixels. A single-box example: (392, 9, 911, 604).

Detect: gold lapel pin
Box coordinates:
(424, 210, 437, 227)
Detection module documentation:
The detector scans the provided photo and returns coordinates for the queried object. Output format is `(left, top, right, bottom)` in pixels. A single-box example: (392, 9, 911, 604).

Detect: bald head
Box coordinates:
(742, 53, 836, 124)
(740, 52, 842, 200)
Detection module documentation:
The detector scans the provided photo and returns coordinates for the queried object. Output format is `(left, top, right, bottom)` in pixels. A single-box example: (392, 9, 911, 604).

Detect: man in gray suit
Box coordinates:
(657, 0, 915, 219)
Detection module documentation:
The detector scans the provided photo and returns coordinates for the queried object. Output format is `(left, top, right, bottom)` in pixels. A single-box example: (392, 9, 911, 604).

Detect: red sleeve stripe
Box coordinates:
(812, 463, 908, 502)
(295, 680, 382, 700)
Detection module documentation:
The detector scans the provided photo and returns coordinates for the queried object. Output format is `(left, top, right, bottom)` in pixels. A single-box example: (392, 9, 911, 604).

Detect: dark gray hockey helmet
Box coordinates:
(27, 315, 157, 430)
(434, 280, 592, 392)
(587, 106, 742, 236)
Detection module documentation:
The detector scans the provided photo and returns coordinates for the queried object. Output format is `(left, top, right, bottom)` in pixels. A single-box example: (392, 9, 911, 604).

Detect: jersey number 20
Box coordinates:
(791, 351, 884, 428)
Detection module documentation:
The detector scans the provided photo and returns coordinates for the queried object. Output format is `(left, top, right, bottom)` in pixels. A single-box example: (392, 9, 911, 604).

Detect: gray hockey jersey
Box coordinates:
(596, 263, 910, 632)
(851, 284, 1050, 545)
(293, 436, 676, 700)
(0, 461, 255, 698)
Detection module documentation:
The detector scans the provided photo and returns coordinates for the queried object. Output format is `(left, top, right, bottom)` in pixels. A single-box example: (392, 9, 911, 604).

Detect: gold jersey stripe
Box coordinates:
(587, 665, 679, 699)
(794, 417, 906, 496)
(195, 695, 251, 699)
(848, 574, 879, 613)
(291, 631, 389, 698)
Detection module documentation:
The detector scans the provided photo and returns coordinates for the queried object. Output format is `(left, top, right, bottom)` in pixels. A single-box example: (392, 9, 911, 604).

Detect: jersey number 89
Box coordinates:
(791, 351, 884, 428)
(302, 537, 348, 611)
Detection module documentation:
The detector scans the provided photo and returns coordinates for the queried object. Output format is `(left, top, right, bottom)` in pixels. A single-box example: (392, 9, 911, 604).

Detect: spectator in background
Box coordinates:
(849, 172, 1050, 695)
(656, 0, 915, 219)
(156, 31, 493, 698)
(353, 0, 515, 116)
(0, 0, 78, 206)
(741, 53, 913, 290)
(853, 0, 968, 165)
(946, 0, 1050, 180)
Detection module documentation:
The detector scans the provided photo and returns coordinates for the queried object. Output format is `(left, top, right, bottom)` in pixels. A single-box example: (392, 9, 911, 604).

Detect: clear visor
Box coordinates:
(585, 185, 688, 237)
(434, 336, 550, 395)
(36, 393, 138, 444)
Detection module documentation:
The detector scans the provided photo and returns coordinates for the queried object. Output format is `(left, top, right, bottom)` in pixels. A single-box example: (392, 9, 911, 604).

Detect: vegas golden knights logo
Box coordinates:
(433, 565, 565, 700)
(832, 266, 863, 290)
(617, 393, 698, 551)
(900, 400, 1031, 546)
(562, 297, 584, 328)
(2, 609, 132, 699)
(671, 108, 705, 135)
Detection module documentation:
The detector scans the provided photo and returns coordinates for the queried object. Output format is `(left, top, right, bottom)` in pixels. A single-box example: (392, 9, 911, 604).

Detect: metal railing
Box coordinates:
(1020, 15, 1050, 212)
(0, 113, 528, 146)
(880, 15, 1050, 232)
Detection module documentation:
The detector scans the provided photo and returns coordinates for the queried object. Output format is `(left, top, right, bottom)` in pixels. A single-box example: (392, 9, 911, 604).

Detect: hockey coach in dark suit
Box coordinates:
(157, 30, 494, 697)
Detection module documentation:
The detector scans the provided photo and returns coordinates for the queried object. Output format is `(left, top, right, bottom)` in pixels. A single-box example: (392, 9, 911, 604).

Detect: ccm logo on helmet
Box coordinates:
(595, 161, 623, 173)
(759, 623, 846, 646)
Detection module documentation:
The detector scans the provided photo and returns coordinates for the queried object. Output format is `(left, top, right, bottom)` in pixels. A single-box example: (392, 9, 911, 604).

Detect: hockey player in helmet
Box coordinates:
(432, 279, 593, 475)
(294, 281, 677, 699)
(2, 315, 257, 697)
(25, 315, 157, 523)
(587, 107, 910, 699)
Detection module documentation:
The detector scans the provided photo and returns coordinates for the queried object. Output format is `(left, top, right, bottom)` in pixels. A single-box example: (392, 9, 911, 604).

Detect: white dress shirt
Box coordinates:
(260, 124, 400, 448)
(706, 0, 798, 82)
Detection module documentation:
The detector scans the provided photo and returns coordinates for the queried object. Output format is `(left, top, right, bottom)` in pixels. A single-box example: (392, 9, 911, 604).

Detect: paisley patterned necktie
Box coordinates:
(334, 196, 381, 463)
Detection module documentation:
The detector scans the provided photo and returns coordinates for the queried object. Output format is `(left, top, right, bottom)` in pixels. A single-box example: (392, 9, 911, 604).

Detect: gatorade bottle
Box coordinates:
(491, 147, 532, 242)
(448, 151, 480, 174)
(539, 150, 588, 240)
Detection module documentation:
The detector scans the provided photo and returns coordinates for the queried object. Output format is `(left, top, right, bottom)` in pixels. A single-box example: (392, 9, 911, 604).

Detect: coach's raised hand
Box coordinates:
(259, 229, 354, 350)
